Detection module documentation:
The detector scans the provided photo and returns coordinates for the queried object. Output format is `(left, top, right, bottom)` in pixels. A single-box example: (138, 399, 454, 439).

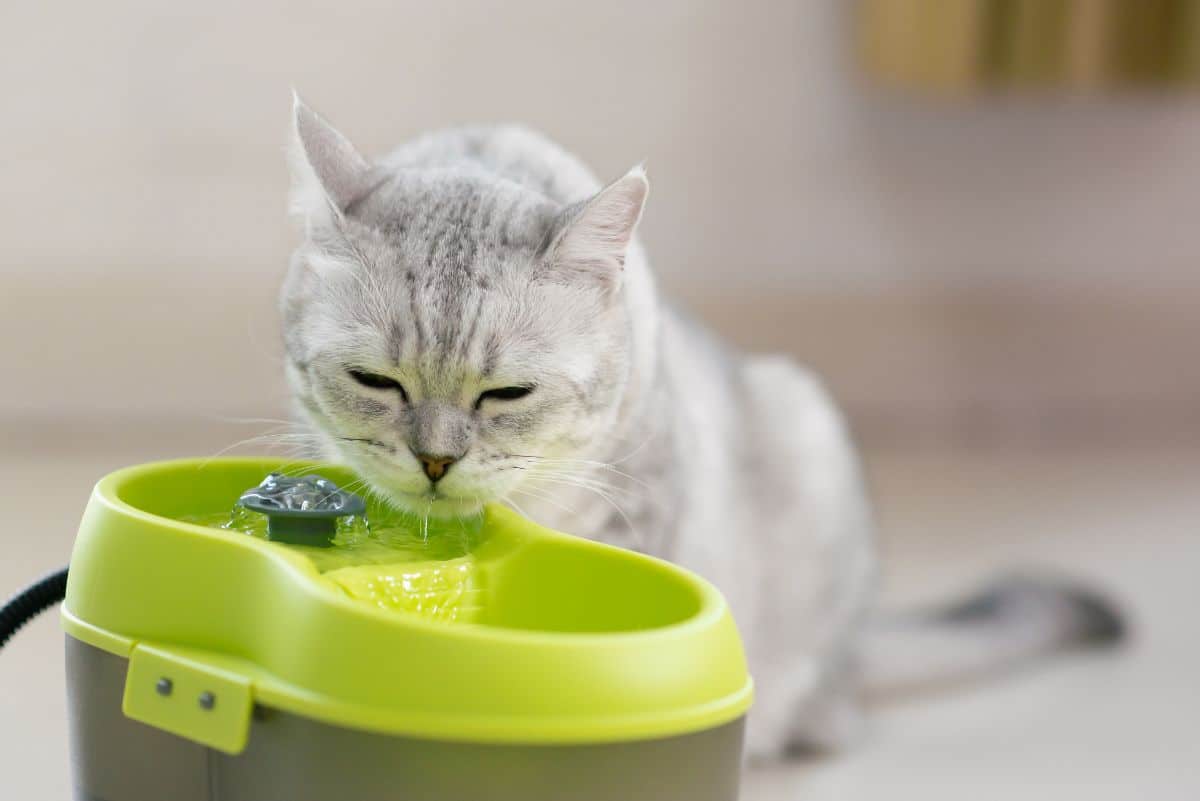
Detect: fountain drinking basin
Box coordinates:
(62, 457, 752, 801)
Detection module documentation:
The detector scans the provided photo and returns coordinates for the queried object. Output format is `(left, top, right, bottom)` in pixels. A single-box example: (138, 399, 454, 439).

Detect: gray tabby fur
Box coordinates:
(281, 96, 1124, 760)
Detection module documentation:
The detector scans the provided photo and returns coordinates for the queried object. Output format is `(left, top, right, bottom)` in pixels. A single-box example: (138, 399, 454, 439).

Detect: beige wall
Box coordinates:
(2, 1, 1197, 438)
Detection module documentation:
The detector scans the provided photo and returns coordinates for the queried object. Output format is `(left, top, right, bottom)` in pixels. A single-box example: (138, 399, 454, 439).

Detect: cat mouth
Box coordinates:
(395, 487, 448, 503)
(385, 487, 485, 518)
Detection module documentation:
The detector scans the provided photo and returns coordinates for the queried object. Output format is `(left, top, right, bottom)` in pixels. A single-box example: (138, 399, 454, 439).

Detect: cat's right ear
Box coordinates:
(288, 92, 375, 228)
(542, 165, 649, 296)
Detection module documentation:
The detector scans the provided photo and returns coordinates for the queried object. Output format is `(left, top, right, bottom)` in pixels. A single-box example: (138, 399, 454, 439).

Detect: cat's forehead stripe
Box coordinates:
(456, 292, 485, 365)
(407, 289, 426, 353)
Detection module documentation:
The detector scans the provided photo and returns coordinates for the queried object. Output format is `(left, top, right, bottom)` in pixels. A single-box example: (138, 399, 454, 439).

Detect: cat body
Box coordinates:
(282, 98, 1122, 759)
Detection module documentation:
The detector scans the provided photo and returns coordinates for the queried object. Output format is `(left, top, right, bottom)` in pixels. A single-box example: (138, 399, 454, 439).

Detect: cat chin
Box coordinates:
(380, 488, 485, 519)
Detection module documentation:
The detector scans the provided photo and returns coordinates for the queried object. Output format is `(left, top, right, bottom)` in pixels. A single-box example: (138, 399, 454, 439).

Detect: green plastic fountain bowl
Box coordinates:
(62, 458, 752, 754)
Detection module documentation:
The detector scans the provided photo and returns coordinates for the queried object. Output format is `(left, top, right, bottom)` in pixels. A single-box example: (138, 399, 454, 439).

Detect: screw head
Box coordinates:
(155, 678, 173, 696)
(198, 691, 216, 710)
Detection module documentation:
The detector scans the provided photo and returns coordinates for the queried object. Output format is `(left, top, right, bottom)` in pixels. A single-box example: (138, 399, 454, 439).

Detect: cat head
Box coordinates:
(282, 96, 650, 517)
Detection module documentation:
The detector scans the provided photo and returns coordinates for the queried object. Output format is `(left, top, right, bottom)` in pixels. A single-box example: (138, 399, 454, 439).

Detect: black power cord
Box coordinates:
(0, 567, 69, 650)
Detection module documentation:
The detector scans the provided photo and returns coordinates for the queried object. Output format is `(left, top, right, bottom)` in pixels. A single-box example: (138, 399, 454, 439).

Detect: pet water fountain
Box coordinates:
(45, 457, 752, 800)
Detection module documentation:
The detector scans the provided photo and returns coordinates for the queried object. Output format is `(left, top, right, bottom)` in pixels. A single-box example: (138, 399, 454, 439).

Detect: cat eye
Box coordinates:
(348, 369, 408, 400)
(475, 385, 535, 409)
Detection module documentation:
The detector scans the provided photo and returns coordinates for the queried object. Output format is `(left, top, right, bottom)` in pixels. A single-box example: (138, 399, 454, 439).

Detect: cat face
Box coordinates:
(285, 242, 631, 517)
(282, 98, 647, 517)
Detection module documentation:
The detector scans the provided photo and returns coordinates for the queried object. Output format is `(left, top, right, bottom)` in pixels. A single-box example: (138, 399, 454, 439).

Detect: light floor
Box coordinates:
(2, 425, 1197, 800)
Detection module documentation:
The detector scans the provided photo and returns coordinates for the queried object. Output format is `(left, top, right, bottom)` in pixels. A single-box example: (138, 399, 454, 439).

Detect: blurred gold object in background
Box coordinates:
(858, 0, 1200, 93)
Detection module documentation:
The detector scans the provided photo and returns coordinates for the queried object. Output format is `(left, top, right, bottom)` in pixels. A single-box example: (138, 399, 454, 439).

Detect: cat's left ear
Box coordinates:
(288, 92, 375, 227)
(545, 165, 649, 294)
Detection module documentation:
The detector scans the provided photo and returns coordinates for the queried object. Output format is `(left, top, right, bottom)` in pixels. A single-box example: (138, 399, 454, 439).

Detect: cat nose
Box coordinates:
(415, 453, 457, 483)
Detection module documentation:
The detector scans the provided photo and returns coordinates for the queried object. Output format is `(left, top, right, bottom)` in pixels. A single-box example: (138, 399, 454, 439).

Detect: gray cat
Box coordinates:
(281, 95, 1123, 759)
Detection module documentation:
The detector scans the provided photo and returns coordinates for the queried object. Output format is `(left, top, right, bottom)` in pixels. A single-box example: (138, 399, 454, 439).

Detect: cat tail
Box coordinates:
(857, 573, 1127, 700)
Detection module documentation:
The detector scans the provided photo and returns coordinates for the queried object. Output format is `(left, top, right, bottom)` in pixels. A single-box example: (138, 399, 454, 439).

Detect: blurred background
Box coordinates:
(1, 1, 1197, 799)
